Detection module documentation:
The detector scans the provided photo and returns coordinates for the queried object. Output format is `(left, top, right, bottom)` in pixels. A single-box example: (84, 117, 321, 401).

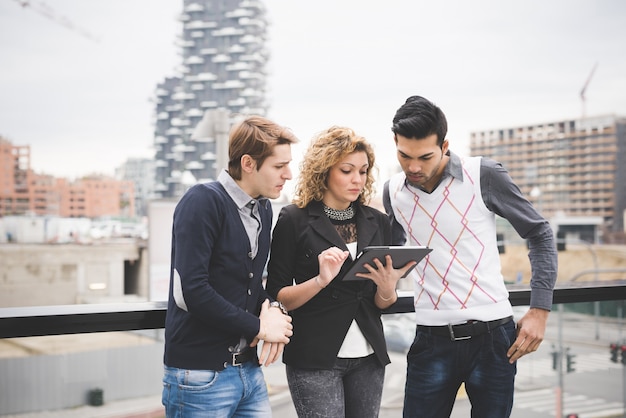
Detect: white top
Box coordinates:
(337, 241, 374, 357)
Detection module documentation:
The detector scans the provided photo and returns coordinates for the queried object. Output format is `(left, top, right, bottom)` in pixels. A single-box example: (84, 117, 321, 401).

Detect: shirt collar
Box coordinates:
(402, 150, 464, 193)
(445, 151, 464, 181)
(217, 170, 267, 210)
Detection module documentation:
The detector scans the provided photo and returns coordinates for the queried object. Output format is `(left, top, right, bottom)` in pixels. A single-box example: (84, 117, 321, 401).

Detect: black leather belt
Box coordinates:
(231, 349, 255, 366)
(416, 316, 513, 341)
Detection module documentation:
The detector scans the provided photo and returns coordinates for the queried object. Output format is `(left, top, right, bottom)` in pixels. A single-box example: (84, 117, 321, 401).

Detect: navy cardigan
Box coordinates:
(163, 182, 272, 371)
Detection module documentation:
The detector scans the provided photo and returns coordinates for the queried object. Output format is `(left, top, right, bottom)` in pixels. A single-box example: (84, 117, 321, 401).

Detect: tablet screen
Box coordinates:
(342, 246, 431, 281)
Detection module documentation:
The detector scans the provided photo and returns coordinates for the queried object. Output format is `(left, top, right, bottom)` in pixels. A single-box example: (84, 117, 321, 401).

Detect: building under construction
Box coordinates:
(470, 115, 626, 242)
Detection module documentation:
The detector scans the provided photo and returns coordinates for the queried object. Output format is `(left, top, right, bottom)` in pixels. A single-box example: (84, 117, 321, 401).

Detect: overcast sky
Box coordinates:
(1, 0, 625, 184)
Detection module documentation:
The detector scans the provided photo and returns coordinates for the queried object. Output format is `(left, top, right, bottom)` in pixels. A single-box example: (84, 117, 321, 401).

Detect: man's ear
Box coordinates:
(442, 139, 449, 154)
(241, 154, 256, 174)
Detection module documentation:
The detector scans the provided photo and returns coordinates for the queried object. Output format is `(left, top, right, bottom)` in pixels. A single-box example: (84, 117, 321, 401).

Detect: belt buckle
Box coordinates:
(231, 352, 243, 367)
(448, 323, 472, 341)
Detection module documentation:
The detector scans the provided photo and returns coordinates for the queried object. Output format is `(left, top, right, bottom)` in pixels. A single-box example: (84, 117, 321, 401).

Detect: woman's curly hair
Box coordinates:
(293, 126, 377, 208)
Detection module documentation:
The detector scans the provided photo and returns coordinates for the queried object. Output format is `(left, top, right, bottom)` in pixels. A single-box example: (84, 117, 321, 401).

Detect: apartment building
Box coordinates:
(0, 137, 135, 218)
(115, 157, 156, 217)
(0, 137, 32, 215)
(153, 0, 270, 198)
(469, 115, 626, 239)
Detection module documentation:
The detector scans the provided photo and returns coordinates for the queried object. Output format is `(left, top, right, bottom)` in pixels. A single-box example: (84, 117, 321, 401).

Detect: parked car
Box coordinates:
(383, 313, 415, 353)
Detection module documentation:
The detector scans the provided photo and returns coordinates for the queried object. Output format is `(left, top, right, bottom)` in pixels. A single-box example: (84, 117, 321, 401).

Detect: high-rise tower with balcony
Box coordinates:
(153, 0, 269, 198)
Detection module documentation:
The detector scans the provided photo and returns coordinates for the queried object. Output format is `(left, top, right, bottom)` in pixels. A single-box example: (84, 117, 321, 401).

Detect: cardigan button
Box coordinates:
(248, 252, 254, 259)
(248, 289, 252, 295)
(223, 362, 228, 369)
(248, 272, 254, 279)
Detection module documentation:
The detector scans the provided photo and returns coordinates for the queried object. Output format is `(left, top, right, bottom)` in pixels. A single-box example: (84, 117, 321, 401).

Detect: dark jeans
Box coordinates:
(403, 319, 517, 418)
(286, 354, 385, 418)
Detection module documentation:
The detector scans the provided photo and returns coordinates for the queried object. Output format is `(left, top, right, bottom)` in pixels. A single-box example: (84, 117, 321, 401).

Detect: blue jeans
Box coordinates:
(162, 363, 271, 418)
(403, 320, 517, 418)
(286, 354, 385, 418)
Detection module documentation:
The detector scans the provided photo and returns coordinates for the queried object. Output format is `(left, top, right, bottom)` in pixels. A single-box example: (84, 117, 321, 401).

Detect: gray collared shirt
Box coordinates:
(409, 151, 464, 193)
(217, 170, 266, 259)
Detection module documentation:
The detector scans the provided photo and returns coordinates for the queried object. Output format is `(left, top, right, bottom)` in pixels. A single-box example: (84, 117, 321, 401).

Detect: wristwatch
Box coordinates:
(269, 301, 289, 315)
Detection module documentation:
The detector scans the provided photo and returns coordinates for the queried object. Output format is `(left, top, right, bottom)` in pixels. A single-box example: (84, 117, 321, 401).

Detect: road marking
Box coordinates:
(513, 388, 623, 417)
(516, 352, 621, 384)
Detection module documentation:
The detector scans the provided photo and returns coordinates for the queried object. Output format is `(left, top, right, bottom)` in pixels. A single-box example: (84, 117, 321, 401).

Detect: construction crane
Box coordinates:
(12, 0, 99, 43)
(580, 62, 598, 119)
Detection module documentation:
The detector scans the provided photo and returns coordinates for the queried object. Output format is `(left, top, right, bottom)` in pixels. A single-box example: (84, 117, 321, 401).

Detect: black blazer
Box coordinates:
(266, 200, 392, 369)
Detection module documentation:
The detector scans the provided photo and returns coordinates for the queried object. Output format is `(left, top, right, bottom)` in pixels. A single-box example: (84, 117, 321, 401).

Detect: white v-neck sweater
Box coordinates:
(388, 156, 513, 325)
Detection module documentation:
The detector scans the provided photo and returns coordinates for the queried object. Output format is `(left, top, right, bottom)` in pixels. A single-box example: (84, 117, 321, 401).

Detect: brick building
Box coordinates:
(0, 137, 135, 218)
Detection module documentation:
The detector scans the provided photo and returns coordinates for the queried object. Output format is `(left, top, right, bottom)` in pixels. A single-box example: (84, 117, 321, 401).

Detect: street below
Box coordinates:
(270, 310, 626, 418)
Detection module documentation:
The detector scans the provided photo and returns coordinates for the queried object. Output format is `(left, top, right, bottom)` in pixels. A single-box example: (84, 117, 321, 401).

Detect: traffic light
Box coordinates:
(621, 345, 626, 365)
(556, 231, 566, 251)
(497, 233, 505, 254)
(550, 349, 559, 370)
(566, 351, 576, 373)
(611, 343, 619, 363)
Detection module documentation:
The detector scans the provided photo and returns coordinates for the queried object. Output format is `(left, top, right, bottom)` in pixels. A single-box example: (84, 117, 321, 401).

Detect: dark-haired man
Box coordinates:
(383, 96, 557, 418)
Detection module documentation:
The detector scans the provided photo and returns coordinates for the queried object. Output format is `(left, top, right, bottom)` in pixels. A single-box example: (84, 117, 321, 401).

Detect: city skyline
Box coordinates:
(1, 0, 626, 183)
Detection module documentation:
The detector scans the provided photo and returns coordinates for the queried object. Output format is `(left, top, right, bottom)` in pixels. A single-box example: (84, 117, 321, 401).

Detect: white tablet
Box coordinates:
(342, 246, 432, 281)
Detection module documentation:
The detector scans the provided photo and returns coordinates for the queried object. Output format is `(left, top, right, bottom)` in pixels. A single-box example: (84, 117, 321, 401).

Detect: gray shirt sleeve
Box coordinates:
(383, 180, 407, 246)
(480, 158, 558, 310)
